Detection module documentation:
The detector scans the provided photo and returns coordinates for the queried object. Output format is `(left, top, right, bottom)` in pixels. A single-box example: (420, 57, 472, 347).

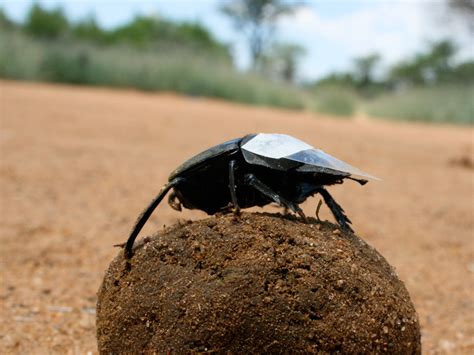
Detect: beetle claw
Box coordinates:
(295, 206, 307, 222)
(299, 212, 308, 223)
(223, 202, 241, 215)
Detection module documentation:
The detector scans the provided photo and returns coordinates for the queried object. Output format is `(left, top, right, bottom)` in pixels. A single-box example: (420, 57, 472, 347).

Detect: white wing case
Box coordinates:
(288, 149, 380, 180)
(242, 133, 379, 180)
(241, 133, 312, 159)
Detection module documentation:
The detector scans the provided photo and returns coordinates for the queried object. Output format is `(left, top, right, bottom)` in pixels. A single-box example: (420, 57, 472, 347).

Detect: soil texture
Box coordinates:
(97, 213, 421, 354)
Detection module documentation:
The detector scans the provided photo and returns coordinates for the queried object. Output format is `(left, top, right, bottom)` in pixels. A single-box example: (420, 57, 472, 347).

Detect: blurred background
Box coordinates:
(0, 1, 473, 353)
(0, 0, 473, 123)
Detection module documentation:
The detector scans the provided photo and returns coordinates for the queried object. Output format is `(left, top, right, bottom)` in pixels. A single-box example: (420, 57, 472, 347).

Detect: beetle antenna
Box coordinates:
(124, 177, 184, 258)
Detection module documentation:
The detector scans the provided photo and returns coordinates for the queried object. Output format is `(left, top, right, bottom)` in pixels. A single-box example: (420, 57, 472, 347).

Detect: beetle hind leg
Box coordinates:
(317, 187, 353, 233)
(244, 174, 306, 221)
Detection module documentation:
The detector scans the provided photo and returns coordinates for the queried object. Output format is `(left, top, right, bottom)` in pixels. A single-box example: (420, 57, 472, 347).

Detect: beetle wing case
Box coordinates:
(169, 137, 241, 180)
(288, 149, 380, 180)
(242, 133, 379, 180)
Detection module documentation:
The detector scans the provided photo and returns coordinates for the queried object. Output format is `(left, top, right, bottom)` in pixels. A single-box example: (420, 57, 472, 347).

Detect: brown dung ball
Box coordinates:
(97, 213, 421, 354)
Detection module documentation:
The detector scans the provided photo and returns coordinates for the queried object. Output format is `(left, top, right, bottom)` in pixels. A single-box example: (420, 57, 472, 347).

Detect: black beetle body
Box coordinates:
(124, 133, 378, 257)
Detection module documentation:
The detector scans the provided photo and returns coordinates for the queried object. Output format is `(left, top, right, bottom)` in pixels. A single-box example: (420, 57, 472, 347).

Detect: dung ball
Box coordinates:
(97, 213, 421, 353)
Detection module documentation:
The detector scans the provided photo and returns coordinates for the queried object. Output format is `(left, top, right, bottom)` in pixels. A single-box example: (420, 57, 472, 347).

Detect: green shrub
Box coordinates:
(0, 30, 305, 110)
(72, 16, 105, 43)
(366, 85, 474, 124)
(311, 86, 357, 117)
(0, 31, 44, 79)
(0, 8, 16, 30)
(40, 50, 92, 84)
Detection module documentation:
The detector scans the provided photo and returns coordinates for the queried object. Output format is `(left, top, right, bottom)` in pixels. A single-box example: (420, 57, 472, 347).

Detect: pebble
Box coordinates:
(192, 241, 203, 252)
(81, 307, 96, 315)
(439, 339, 455, 351)
(263, 296, 273, 304)
(335, 280, 345, 290)
(48, 306, 73, 313)
(467, 263, 474, 273)
(206, 220, 217, 228)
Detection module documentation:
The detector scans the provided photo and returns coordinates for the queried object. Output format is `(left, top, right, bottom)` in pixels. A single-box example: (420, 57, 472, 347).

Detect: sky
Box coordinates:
(1, 0, 472, 80)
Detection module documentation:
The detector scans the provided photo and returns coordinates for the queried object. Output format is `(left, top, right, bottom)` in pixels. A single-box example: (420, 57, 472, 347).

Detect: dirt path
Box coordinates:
(1, 81, 473, 353)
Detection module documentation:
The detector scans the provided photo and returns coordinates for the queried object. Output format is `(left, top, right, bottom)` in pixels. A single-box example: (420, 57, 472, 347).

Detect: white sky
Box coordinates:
(1, 0, 472, 80)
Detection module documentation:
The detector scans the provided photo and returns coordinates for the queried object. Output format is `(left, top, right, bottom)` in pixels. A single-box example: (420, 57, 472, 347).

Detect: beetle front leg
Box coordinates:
(244, 174, 306, 221)
(228, 160, 241, 214)
(123, 177, 185, 258)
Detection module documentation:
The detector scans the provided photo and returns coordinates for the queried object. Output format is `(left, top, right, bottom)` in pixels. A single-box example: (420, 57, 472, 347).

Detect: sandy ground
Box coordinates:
(0, 80, 472, 354)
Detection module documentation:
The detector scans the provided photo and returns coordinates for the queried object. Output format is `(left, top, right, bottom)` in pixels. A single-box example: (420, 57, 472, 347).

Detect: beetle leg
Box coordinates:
(124, 177, 185, 258)
(228, 160, 241, 214)
(315, 199, 323, 221)
(168, 190, 182, 211)
(244, 174, 306, 221)
(317, 187, 353, 233)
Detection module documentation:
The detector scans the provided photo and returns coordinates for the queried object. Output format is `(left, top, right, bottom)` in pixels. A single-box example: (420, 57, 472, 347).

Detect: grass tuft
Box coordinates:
(310, 86, 357, 117)
(0, 30, 305, 110)
(366, 85, 474, 124)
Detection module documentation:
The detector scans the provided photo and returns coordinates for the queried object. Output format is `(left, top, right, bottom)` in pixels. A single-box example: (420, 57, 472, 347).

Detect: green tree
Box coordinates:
(352, 53, 381, 88)
(220, 0, 300, 68)
(425, 39, 457, 82)
(24, 4, 69, 38)
(108, 15, 229, 59)
(0, 8, 16, 29)
(72, 15, 104, 42)
(389, 39, 458, 86)
(261, 42, 306, 82)
(176, 22, 218, 49)
(389, 58, 426, 86)
(450, 60, 474, 84)
(108, 16, 158, 46)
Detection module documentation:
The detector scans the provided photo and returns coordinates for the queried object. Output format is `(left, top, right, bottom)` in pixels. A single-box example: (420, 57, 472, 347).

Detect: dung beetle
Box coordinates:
(123, 133, 378, 258)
